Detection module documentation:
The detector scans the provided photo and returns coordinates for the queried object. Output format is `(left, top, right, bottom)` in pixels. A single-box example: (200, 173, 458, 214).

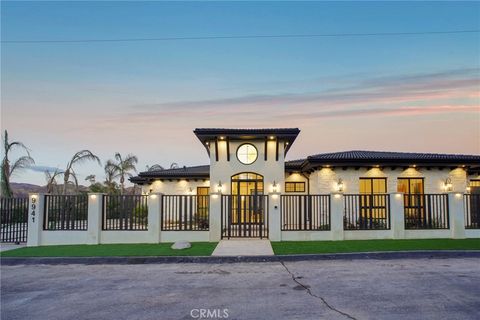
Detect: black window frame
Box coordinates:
(359, 177, 387, 194)
(285, 182, 306, 193)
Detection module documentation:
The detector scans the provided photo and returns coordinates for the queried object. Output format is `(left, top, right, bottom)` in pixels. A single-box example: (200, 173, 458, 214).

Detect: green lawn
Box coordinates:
(271, 239, 480, 255)
(0, 242, 218, 257)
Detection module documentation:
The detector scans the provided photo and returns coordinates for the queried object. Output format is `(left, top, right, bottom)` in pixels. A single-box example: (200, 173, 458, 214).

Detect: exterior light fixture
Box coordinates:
(269, 136, 275, 140)
(90, 194, 97, 200)
(217, 181, 223, 194)
(444, 178, 453, 192)
(336, 179, 344, 192)
(187, 187, 193, 195)
(272, 180, 278, 193)
(466, 186, 471, 193)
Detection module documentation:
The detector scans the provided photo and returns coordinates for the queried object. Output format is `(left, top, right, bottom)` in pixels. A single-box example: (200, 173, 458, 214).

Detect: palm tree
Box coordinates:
(85, 174, 96, 185)
(45, 169, 63, 194)
(105, 153, 138, 194)
(63, 150, 101, 194)
(1, 130, 35, 197)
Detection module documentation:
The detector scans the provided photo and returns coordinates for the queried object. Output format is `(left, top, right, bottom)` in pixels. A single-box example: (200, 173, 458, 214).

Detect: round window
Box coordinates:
(236, 143, 258, 165)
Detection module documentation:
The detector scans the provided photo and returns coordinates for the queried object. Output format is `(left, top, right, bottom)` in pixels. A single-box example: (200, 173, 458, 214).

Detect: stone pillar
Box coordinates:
(209, 193, 222, 241)
(148, 193, 162, 243)
(390, 192, 405, 239)
(448, 192, 466, 239)
(87, 193, 103, 244)
(330, 193, 344, 241)
(268, 193, 282, 241)
(27, 193, 45, 247)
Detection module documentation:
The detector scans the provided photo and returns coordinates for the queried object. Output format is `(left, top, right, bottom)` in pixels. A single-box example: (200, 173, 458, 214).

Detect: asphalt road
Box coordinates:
(2, 258, 479, 320)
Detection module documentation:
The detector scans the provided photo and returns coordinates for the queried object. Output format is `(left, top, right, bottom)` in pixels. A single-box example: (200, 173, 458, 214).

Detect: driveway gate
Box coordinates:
(0, 197, 29, 243)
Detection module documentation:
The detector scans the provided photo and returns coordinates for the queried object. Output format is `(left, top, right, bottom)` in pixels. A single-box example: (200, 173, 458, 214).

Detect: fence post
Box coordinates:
(390, 192, 405, 239)
(148, 193, 162, 243)
(448, 192, 466, 239)
(26, 193, 45, 247)
(209, 193, 222, 241)
(268, 193, 281, 241)
(87, 193, 103, 244)
(330, 193, 344, 241)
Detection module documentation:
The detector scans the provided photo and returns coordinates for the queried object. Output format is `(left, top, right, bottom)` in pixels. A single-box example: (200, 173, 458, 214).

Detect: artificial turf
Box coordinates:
(271, 239, 480, 255)
(0, 242, 218, 257)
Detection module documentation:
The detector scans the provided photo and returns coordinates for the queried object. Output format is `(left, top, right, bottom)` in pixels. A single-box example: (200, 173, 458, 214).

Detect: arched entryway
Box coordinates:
(221, 172, 268, 238)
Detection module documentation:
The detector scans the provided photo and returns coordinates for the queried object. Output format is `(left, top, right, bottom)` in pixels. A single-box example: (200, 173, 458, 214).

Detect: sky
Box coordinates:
(1, 1, 479, 186)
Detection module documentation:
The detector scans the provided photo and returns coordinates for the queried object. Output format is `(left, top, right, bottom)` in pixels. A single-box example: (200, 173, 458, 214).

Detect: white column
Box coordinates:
(390, 192, 405, 239)
(27, 193, 45, 247)
(148, 193, 162, 243)
(330, 193, 344, 241)
(268, 193, 281, 241)
(87, 193, 103, 244)
(209, 193, 222, 241)
(448, 192, 466, 239)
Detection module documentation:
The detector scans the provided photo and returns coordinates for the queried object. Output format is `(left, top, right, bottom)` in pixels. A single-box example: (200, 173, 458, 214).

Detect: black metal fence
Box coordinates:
(103, 195, 148, 230)
(464, 194, 480, 229)
(44, 195, 88, 230)
(161, 195, 209, 231)
(1, 197, 29, 243)
(221, 195, 269, 238)
(281, 195, 330, 231)
(344, 194, 391, 230)
(404, 194, 449, 229)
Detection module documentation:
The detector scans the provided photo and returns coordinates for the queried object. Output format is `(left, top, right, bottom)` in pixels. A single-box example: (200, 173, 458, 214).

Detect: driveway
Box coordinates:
(1, 258, 479, 320)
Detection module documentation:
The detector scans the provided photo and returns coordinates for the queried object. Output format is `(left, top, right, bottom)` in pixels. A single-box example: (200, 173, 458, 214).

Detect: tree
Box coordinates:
(104, 163, 117, 193)
(105, 153, 138, 194)
(1, 130, 35, 197)
(45, 169, 63, 194)
(63, 150, 101, 194)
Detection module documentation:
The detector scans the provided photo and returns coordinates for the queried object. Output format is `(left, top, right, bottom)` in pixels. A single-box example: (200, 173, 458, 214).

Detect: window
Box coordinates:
(236, 144, 258, 165)
(285, 182, 305, 193)
(359, 178, 387, 194)
(398, 178, 424, 194)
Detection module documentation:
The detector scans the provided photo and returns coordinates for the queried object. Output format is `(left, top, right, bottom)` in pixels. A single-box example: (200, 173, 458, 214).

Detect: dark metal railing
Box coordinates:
(344, 194, 391, 230)
(44, 195, 88, 230)
(464, 194, 480, 229)
(103, 195, 148, 231)
(404, 194, 449, 229)
(0, 197, 29, 243)
(221, 195, 269, 238)
(161, 195, 209, 231)
(281, 195, 330, 231)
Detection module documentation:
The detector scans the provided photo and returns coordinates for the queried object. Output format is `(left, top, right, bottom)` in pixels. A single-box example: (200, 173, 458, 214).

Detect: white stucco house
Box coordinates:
(127, 128, 480, 241)
(26, 128, 480, 246)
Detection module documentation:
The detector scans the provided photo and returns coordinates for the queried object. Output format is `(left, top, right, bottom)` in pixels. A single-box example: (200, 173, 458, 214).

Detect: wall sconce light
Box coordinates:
(444, 178, 453, 192)
(149, 188, 153, 194)
(272, 180, 278, 193)
(216, 181, 223, 194)
(466, 186, 471, 193)
(187, 187, 193, 195)
(336, 179, 344, 192)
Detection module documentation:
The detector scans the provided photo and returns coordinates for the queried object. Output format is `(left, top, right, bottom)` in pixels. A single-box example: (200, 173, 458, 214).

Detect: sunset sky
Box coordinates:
(1, 1, 479, 186)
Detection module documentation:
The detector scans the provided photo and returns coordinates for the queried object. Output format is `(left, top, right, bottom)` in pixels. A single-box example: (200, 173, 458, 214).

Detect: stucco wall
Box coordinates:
(144, 179, 210, 195)
(306, 167, 468, 194)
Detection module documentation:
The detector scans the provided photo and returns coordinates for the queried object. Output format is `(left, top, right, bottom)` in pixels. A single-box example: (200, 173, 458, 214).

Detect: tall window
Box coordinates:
(359, 178, 387, 194)
(398, 178, 424, 194)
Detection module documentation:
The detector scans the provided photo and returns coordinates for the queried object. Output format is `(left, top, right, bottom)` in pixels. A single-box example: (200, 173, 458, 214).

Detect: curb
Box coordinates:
(2, 250, 480, 265)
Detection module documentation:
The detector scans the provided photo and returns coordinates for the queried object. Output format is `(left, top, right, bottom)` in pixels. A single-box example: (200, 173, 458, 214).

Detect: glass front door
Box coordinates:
(231, 173, 264, 224)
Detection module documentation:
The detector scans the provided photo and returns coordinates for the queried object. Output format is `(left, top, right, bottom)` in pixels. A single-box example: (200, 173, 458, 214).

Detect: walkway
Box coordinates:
(212, 239, 274, 256)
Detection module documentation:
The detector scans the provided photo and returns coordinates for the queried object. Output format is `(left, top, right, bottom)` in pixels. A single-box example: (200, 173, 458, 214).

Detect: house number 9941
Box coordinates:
(31, 196, 37, 223)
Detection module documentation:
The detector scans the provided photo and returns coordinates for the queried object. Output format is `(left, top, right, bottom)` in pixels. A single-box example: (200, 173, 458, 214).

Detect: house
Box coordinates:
(127, 128, 480, 241)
